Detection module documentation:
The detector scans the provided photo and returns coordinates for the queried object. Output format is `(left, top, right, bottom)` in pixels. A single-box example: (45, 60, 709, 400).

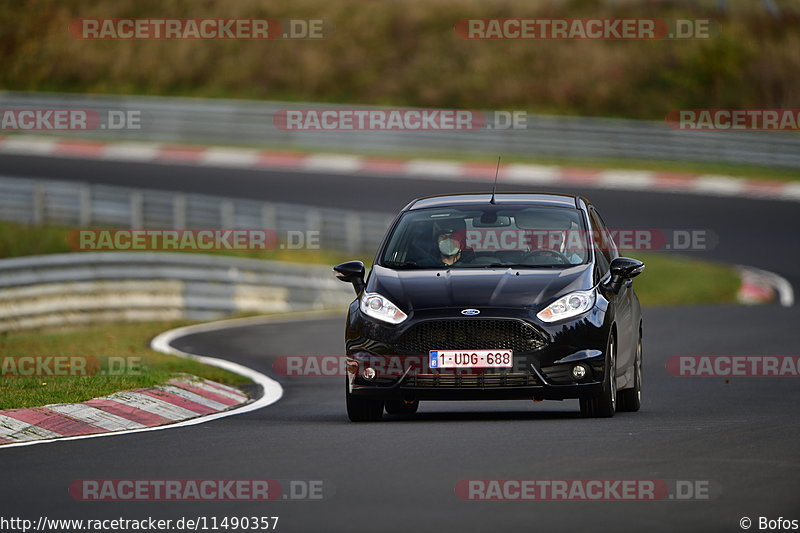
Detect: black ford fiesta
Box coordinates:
(334, 192, 644, 421)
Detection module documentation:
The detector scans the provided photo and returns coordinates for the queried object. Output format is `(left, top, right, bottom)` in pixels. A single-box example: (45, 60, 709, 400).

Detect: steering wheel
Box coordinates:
(522, 250, 571, 265)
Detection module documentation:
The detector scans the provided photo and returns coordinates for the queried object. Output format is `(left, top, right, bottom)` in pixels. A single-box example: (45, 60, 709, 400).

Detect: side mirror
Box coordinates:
(608, 257, 645, 292)
(333, 261, 366, 295)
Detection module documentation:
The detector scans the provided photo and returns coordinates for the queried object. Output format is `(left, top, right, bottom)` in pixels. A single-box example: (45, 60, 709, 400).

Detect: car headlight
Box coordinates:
(360, 292, 408, 324)
(536, 289, 596, 323)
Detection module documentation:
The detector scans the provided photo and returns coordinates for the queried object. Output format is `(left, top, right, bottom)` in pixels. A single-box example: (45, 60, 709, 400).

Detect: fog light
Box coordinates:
(363, 367, 377, 380)
(571, 364, 587, 380)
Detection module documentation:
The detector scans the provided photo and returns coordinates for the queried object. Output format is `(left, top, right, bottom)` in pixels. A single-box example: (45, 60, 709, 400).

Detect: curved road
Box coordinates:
(0, 154, 798, 532)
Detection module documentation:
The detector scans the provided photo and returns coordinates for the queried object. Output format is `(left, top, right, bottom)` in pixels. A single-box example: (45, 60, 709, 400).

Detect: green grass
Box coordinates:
(0, 320, 249, 410)
(0, 220, 369, 265)
(627, 251, 740, 306)
(0, 222, 74, 258)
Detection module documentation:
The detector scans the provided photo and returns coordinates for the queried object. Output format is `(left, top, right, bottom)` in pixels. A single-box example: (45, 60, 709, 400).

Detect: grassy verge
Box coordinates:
(0, 220, 371, 264)
(0, 320, 250, 410)
(626, 251, 740, 306)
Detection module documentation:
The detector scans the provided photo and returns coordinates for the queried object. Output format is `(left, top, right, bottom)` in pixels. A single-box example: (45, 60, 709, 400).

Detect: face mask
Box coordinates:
(438, 238, 461, 257)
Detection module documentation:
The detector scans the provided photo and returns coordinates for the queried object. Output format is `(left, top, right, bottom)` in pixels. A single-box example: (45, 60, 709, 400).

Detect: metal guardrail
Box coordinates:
(1, 91, 799, 169)
(0, 252, 355, 331)
(0, 175, 393, 255)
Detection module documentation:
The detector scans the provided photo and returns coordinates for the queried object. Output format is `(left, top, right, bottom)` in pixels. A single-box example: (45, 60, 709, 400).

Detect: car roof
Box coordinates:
(405, 192, 582, 211)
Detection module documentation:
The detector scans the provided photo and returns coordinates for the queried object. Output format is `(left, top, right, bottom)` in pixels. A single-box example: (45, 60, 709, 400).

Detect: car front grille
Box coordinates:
(393, 319, 546, 355)
(403, 371, 540, 388)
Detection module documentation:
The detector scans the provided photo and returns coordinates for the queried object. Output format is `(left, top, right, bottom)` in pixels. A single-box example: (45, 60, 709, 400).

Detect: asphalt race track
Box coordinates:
(0, 154, 798, 532)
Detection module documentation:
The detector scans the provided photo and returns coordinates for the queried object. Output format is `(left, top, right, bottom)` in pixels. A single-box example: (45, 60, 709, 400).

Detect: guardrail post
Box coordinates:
(32, 183, 45, 226)
(130, 191, 143, 229)
(79, 184, 92, 227)
(261, 203, 277, 233)
(173, 194, 187, 229)
(344, 212, 362, 255)
(221, 199, 235, 228)
(306, 208, 322, 252)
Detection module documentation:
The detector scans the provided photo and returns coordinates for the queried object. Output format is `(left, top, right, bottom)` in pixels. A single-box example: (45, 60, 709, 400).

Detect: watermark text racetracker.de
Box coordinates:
(70, 18, 328, 40)
(455, 18, 714, 40)
(1, 356, 143, 377)
(666, 355, 800, 377)
(0, 109, 140, 131)
(68, 229, 320, 251)
(273, 109, 580, 131)
(68, 479, 328, 501)
(666, 109, 800, 131)
(456, 479, 718, 501)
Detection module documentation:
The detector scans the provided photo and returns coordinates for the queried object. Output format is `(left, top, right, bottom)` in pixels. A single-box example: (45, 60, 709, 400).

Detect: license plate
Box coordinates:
(429, 350, 513, 368)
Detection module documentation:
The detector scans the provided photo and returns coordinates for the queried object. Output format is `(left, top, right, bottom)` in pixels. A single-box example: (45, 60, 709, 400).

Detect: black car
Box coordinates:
(334, 192, 644, 421)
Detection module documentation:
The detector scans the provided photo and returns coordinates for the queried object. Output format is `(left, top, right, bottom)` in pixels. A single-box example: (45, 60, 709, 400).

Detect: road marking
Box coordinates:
(504, 164, 561, 184)
(101, 142, 161, 161)
(47, 404, 146, 431)
(0, 311, 342, 449)
(693, 175, 746, 196)
(191, 377, 250, 401)
(405, 159, 462, 177)
(598, 170, 655, 189)
(84, 398, 173, 426)
(104, 392, 203, 420)
(305, 154, 363, 173)
(0, 413, 63, 441)
(167, 379, 243, 406)
(201, 147, 260, 167)
(737, 265, 794, 307)
(1, 137, 58, 154)
(154, 385, 229, 412)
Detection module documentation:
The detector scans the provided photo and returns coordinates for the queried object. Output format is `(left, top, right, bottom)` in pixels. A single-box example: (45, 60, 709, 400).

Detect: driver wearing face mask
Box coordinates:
(428, 218, 471, 266)
(436, 228, 462, 265)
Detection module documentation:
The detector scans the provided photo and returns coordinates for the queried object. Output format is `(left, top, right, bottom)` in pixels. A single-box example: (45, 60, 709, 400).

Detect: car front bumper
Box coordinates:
(344, 302, 612, 402)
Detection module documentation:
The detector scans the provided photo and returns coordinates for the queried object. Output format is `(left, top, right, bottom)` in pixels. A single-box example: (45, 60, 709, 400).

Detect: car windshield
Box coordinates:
(380, 205, 590, 269)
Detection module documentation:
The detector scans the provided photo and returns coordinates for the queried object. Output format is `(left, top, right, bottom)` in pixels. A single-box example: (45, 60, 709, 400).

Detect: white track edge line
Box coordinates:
(0, 309, 343, 449)
(737, 265, 795, 307)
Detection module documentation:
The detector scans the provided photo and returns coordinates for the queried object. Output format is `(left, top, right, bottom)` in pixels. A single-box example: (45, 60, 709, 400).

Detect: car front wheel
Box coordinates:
(617, 335, 642, 412)
(345, 378, 384, 422)
(580, 335, 617, 418)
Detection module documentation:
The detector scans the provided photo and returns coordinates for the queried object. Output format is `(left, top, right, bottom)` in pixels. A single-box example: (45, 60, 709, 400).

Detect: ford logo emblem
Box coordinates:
(461, 309, 480, 316)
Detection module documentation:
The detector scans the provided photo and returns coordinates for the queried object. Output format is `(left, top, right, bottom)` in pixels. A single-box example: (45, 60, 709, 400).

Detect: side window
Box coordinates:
(588, 208, 611, 278)
(593, 209, 619, 260)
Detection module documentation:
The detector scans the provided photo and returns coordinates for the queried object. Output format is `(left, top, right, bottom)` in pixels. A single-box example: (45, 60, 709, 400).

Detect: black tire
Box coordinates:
(617, 336, 642, 412)
(385, 399, 419, 415)
(580, 334, 617, 418)
(345, 379, 384, 422)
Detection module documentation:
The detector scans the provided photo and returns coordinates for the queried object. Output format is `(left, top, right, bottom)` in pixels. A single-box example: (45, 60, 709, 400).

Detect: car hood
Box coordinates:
(366, 264, 594, 311)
